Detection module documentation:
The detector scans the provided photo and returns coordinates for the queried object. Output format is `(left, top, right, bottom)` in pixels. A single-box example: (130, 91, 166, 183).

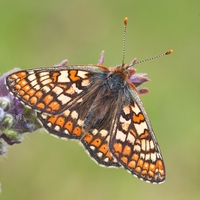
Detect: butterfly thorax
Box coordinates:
(106, 66, 128, 91)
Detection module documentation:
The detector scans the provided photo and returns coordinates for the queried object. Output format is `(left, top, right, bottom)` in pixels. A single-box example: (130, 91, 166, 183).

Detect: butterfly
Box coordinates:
(5, 17, 172, 184)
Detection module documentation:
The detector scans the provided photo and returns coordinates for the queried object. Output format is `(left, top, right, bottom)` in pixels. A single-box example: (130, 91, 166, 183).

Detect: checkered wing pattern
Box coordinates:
(6, 65, 105, 115)
(109, 89, 165, 183)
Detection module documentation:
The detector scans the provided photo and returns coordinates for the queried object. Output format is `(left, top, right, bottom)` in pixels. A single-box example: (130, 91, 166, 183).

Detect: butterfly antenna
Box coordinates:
(133, 49, 173, 66)
(122, 17, 128, 67)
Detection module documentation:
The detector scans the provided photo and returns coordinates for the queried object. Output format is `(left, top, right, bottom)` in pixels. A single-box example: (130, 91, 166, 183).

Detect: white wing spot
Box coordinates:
(63, 109, 70, 117)
(97, 152, 103, 158)
(151, 153, 156, 162)
(42, 86, 51, 93)
(57, 94, 71, 105)
(77, 71, 88, 78)
(123, 105, 130, 115)
(41, 79, 53, 85)
(77, 119, 84, 126)
(127, 133, 135, 144)
(145, 153, 150, 160)
(131, 103, 141, 115)
(146, 140, 150, 151)
(53, 86, 63, 95)
(133, 144, 141, 152)
(71, 110, 78, 119)
(90, 146, 95, 151)
(140, 153, 145, 159)
(100, 129, 108, 137)
(47, 122, 52, 127)
(64, 129, 69, 135)
(92, 129, 98, 135)
(28, 74, 36, 82)
(150, 140, 154, 150)
(121, 122, 130, 132)
(81, 79, 90, 86)
(71, 83, 82, 94)
(135, 122, 147, 135)
(58, 71, 70, 82)
(54, 125, 60, 131)
(116, 130, 126, 142)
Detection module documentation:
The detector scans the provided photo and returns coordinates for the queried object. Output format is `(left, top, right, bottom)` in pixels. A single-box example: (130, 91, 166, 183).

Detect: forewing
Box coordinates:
(109, 89, 165, 183)
(6, 65, 105, 115)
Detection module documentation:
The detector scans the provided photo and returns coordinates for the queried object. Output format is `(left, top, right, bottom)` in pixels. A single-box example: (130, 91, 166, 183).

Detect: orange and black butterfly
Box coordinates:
(5, 18, 172, 183)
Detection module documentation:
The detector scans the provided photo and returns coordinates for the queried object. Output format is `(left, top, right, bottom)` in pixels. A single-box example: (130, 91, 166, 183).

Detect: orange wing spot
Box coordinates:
(27, 89, 36, 96)
(105, 151, 113, 160)
(69, 70, 80, 81)
(113, 142, 122, 153)
(16, 71, 27, 78)
(64, 121, 73, 132)
(18, 79, 28, 87)
(156, 160, 165, 176)
(121, 156, 128, 164)
(30, 96, 38, 105)
(49, 101, 61, 111)
(14, 84, 21, 90)
(37, 102, 45, 109)
(133, 113, 145, 123)
(19, 90, 25, 96)
(148, 171, 154, 178)
(52, 72, 60, 82)
(141, 170, 147, 176)
(35, 91, 43, 99)
(23, 95, 30, 101)
(128, 160, 136, 169)
(56, 116, 65, 127)
(23, 85, 31, 92)
(143, 162, 149, 171)
(122, 145, 131, 156)
(83, 134, 93, 143)
(91, 138, 102, 147)
(131, 153, 139, 162)
(149, 163, 156, 172)
(140, 130, 149, 139)
(99, 144, 108, 154)
(135, 167, 141, 173)
(9, 74, 17, 79)
(137, 159, 144, 168)
(156, 160, 164, 169)
(48, 116, 58, 125)
(43, 94, 53, 104)
(72, 126, 82, 136)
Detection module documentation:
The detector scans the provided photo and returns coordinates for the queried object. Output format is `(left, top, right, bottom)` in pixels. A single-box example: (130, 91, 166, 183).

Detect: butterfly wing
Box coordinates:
(37, 109, 84, 140)
(109, 87, 165, 183)
(81, 126, 120, 168)
(6, 65, 107, 115)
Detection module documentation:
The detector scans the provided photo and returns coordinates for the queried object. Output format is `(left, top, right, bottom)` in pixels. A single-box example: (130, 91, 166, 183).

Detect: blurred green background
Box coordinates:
(0, 0, 200, 199)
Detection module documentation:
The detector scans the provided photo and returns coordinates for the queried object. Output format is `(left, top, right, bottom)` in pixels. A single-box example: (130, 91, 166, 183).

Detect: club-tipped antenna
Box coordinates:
(122, 17, 128, 66)
(130, 49, 173, 67)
